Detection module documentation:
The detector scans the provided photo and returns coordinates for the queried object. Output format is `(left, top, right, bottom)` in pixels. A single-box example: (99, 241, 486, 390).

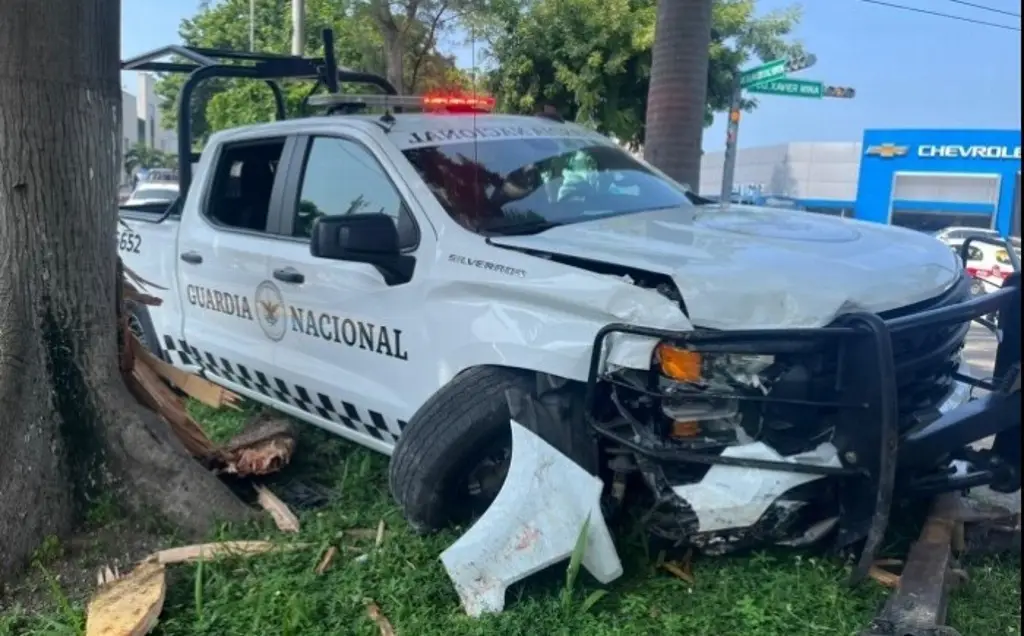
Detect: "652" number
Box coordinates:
(117, 228, 142, 254)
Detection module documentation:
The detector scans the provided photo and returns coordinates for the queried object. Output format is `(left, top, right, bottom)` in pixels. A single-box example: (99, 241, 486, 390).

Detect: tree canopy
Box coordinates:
(156, 0, 473, 145)
(487, 0, 807, 147)
(154, 0, 806, 151)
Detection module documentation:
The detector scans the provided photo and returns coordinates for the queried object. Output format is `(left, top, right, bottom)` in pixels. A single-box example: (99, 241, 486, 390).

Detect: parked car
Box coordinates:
(124, 182, 179, 206)
(933, 226, 1019, 253)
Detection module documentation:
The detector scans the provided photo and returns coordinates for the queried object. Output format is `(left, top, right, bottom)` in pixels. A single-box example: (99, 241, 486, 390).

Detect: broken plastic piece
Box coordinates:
(440, 420, 622, 617)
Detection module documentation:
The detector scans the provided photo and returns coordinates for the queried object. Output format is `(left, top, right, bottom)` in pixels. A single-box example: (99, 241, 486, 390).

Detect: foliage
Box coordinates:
(487, 0, 808, 147)
(123, 142, 176, 176)
(155, 0, 472, 147)
(2, 402, 1018, 636)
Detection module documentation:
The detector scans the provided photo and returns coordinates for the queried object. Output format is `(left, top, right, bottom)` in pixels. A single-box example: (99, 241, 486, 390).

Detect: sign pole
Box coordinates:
(719, 76, 742, 209)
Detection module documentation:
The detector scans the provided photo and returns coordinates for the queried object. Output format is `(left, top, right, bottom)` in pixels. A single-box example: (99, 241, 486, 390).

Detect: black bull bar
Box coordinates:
(583, 267, 1020, 584)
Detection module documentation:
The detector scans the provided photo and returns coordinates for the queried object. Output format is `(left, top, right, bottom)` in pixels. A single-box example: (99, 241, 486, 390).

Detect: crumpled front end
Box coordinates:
(584, 270, 1021, 576)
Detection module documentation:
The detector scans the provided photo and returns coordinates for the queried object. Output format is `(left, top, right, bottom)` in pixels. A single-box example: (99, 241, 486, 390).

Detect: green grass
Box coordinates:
(1, 403, 1020, 636)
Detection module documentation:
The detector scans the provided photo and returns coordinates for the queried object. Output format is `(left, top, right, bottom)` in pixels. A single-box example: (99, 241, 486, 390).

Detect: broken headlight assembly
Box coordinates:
(651, 343, 778, 448)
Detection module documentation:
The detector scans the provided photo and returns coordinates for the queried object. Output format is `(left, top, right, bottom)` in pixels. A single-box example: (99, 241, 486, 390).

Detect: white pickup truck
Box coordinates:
(118, 48, 1021, 611)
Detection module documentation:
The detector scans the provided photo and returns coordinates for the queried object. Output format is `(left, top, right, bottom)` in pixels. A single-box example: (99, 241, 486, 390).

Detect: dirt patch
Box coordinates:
(0, 519, 172, 615)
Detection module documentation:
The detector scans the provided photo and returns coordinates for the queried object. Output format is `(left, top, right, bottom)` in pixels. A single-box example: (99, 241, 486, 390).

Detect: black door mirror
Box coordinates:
(310, 213, 400, 264)
(310, 213, 415, 286)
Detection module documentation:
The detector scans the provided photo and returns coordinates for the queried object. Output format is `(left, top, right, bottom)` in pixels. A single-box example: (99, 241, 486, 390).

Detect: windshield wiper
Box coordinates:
(481, 219, 563, 236)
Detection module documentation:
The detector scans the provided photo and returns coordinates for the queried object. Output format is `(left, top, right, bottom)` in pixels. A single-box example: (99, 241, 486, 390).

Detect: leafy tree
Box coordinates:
(155, 0, 473, 147)
(487, 0, 808, 149)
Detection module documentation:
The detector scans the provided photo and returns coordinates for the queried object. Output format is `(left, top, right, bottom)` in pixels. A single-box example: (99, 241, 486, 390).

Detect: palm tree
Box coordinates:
(643, 0, 714, 190)
(123, 142, 174, 178)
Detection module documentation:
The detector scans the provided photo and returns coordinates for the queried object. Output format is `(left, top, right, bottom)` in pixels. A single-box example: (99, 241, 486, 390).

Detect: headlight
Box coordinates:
(655, 343, 774, 389)
(653, 342, 777, 443)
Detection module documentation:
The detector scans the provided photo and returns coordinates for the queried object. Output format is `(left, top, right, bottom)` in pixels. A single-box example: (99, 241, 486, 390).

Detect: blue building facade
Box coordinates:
(699, 129, 1021, 237)
(855, 129, 1021, 236)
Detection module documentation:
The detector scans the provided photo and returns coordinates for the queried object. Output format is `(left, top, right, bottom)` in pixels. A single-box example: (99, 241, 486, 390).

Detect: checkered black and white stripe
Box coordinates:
(162, 335, 409, 443)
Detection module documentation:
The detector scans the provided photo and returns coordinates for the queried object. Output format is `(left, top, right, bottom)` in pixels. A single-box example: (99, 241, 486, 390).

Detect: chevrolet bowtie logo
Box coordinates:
(865, 143, 909, 158)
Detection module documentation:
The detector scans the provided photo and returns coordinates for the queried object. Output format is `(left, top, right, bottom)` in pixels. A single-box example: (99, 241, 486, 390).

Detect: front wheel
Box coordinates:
(388, 366, 598, 533)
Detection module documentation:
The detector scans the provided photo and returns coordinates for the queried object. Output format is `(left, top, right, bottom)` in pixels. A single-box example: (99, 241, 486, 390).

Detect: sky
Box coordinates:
(121, 0, 1022, 152)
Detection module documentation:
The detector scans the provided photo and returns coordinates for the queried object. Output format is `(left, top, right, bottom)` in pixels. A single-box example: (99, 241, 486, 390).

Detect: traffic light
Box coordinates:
(784, 53, 818, 73)
(824, 85, 856, 99)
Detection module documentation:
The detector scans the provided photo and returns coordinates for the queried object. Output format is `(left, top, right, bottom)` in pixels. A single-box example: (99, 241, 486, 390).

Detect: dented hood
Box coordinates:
(489, 205, 962, 329)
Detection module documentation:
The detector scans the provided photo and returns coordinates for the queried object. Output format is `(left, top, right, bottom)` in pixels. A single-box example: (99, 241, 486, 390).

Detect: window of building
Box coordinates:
(293, 137, 418, 248)
(204, 139, 285, 232)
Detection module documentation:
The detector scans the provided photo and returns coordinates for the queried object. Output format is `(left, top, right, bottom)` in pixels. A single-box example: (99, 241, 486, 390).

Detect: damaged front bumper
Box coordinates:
(584, 271, 1021, 582)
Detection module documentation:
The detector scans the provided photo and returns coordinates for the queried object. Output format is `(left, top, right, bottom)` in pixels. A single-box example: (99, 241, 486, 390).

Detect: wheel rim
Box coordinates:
(450, 429, 513, 521)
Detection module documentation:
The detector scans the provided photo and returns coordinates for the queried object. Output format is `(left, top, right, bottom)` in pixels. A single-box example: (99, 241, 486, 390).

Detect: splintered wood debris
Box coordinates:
(256, 484, 301, 533)
(86, 561, 166, 636)
(219, 412, 297, 476)
(315, 546, 338, 574)
(366, 601, 397, 636)
(87, 541, 313, 636)
(120, 261, 304, 533)
(119, 258, 298, 486)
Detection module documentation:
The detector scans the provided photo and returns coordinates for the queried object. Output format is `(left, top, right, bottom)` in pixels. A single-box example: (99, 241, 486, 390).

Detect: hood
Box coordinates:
(490, 204, 962, 329)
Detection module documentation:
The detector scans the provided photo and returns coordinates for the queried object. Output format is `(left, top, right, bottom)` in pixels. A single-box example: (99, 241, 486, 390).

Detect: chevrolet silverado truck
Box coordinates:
(120, 35, 1020, 598)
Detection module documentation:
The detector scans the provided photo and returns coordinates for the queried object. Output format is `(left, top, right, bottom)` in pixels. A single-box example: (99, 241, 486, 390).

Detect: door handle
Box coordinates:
(180, 251, 203, 264)
(273, 267, 305, 284)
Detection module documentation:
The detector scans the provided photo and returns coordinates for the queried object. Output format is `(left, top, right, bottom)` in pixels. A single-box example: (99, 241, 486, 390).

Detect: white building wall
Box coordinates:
(137, 73, 176, 154)
(699, 142, 863, 203)
(120, 90, 140, 184)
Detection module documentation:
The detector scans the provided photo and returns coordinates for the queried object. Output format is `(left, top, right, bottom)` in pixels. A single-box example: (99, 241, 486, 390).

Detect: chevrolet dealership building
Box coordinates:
(699, 129, 1021, 237)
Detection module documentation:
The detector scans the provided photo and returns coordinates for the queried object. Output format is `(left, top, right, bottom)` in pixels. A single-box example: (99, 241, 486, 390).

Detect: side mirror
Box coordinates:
(310, 213, 399, 265)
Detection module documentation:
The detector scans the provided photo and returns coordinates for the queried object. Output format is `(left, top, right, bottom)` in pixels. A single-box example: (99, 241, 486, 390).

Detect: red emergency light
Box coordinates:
(422, 93, 496, 112)
(308, 91, 496, 114)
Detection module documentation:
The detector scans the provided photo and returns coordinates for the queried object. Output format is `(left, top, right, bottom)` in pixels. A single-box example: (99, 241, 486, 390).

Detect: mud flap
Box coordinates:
(439, 419, 623, 617)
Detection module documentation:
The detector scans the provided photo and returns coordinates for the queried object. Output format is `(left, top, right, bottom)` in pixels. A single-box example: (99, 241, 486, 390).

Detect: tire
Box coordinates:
(126, 299, 162, 356)
(388, 366, 598, 533)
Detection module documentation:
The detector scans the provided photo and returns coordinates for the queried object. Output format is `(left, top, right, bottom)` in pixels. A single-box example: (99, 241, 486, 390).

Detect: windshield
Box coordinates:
(402, 137, 691, 234)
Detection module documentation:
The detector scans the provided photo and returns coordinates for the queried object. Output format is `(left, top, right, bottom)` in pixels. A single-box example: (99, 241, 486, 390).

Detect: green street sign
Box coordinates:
(748, 78, 824, 99)
(739, 59, 787, 88)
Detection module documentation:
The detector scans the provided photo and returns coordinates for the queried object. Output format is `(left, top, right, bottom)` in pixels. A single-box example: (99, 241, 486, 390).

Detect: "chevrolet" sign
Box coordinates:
(917, 145, 1021, 160)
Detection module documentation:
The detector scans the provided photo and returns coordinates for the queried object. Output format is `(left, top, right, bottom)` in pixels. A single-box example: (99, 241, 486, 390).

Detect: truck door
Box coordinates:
(261, 131, 435, 454)
(174, 136, 294, 400)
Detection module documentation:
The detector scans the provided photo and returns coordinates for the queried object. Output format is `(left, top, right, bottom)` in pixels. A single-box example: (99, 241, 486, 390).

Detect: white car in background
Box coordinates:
(933, 226, 1019, 252)
(963, 240, 1021, 296)
(125, 182, 179, 206)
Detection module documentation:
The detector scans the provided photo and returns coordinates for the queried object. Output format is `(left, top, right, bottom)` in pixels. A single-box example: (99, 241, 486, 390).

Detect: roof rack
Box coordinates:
(121, 28, 396, 204)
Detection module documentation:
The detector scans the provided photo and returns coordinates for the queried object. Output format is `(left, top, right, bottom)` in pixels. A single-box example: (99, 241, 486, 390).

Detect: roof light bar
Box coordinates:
(308, 92, 496, 113)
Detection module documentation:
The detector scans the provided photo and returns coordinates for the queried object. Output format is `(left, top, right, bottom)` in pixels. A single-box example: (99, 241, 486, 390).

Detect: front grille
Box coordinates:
(875, 275, 972, 426)
(764, 275, 973, 442)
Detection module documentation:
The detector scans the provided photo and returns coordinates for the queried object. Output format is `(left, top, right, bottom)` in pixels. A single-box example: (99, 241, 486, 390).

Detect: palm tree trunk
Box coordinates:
(643, 0, 714, 189)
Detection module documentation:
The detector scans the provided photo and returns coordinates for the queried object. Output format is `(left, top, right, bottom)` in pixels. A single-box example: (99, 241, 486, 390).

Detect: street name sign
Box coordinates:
(748, 78, 824, 99)
(739, 59, 787, 89)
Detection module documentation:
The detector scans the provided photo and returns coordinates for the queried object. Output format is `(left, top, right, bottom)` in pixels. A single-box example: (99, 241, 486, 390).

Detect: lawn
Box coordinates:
(1, 402, 1020, 636)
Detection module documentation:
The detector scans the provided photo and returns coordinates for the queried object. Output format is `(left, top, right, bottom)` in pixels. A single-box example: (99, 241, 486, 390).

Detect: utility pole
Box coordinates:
(719, 54, 819, 208)
(291, 0, 305, 56)
(719, 76, 742, 207)
(249, 0, 255, 51)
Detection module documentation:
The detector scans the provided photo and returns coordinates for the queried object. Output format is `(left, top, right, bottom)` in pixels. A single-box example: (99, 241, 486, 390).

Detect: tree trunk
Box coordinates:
(382, 29, 407, 94)
(0, 0, 251, 582)
(643, 0, 714, 189)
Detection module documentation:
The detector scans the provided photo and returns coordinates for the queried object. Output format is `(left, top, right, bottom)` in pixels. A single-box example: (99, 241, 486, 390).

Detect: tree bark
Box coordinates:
(643, 0, 714, 189)
(0, 0, 251, 582)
